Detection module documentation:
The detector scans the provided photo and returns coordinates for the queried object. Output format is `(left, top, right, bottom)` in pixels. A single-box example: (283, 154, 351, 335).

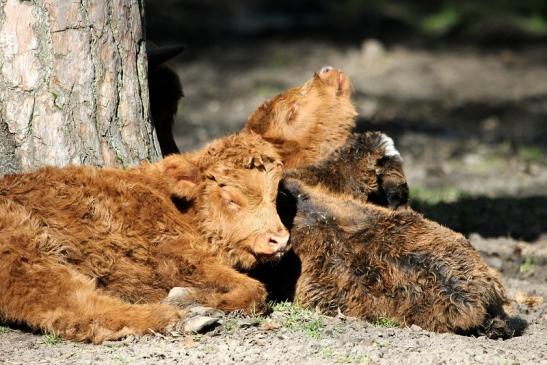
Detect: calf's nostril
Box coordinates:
(320, 65, 333, 74)
(268, 231, 290, 248)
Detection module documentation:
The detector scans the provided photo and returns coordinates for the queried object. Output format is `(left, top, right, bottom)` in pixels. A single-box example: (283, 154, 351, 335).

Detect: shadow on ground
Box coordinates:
(412, 195, 547, 241)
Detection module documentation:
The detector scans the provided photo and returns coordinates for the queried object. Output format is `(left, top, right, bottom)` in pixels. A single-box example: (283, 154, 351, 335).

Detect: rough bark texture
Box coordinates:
(0, 0, 160, 175)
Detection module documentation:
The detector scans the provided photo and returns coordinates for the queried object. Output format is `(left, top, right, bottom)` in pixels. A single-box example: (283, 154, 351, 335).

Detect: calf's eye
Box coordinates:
(219, 188, 242, 211)
(227, 200, 241, 211)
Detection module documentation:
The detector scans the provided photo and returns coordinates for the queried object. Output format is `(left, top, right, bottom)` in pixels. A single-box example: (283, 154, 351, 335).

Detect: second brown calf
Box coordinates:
(245, 66, 357, 168)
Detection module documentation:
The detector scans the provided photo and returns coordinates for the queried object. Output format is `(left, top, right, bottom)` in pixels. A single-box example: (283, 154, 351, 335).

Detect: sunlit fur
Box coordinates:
(0, 131, 286, 343)
(271, 180, 513, 339)
(150, 131, 289, 269)
(244, 67, 357, 168)
(285, 131, 409, 209)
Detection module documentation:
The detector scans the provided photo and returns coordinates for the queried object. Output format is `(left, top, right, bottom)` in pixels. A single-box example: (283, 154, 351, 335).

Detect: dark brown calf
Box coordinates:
(274, 181, 513, 339)
(251, 131, 515, 339)
(147, 44, 185, 156)
(244, 69, 407, 208)
(286, 131, 409, 209)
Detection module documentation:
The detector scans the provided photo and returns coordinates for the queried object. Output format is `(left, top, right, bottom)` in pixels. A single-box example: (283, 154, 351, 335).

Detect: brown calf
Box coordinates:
(245, 66, 357, 168)
(0, 131, 287, 343)
(244, 69, 408, 207)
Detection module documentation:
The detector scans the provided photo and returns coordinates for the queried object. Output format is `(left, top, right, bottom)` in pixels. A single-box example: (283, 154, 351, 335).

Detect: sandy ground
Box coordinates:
(1, 40, 546, 364)
(1, 234, 546, 365)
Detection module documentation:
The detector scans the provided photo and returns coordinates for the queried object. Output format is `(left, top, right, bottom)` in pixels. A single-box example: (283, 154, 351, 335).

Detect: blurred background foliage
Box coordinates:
(147, 0, 547, 44)
(145, 0, 547, 241)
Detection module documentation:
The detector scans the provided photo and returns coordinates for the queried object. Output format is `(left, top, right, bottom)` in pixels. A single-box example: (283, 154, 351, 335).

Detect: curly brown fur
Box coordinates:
(0, 131, 287, 343)
(267, 180, 514, 339)
(285, 131, 409, 209)
(244, 67, 406, 208)
(148, 131, 290, 269)
(244, 66, 357, 168)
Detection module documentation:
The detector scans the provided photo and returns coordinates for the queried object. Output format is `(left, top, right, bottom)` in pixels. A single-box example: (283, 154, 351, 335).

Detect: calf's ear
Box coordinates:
(155, 154, 201, 199)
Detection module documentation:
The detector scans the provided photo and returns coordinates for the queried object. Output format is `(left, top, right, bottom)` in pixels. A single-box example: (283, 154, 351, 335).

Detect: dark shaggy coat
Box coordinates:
(252, 132, 513, 339)
(273, 181, 512, 339)
(285, 131, 409, 208)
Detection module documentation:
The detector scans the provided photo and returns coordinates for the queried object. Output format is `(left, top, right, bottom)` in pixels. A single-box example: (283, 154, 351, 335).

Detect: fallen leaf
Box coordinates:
(259, 319, 281, 331)
(515, 292, 544, 308)
(182, 337, 197, 348)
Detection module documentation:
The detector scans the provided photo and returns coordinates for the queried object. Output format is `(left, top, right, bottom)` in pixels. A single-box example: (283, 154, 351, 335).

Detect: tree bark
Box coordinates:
(0, 0, 161, 175)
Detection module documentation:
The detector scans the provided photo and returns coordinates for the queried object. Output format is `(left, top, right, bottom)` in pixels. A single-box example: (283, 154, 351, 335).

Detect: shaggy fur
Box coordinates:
(244, 66, 357, 168)
(147, 132, 290, 270)
(285, 131, 409, 209)
(244, 69, 407, 207)
(0, 131, 288, 343)
(262, 180, 513, 339)
(251, 132, 513, 338)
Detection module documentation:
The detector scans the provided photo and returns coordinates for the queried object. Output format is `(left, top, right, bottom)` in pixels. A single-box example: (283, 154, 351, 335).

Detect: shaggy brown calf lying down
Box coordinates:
(273, 180, 513, 339)
(0, 131, 288, 343)
(251, 130, 409, 299)
(251, 131, 514, 339)
(245, 66, 358, 168)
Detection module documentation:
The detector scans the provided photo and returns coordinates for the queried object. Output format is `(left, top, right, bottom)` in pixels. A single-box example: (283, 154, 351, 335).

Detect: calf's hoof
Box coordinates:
(167, 304, 224, 334)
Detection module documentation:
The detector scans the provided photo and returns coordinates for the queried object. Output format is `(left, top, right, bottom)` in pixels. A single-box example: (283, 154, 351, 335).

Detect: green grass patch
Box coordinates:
(372, 315, 400, 328)
(222, 317, 238, 333)
(410, 186, 466, 204)
(520, 256, 535, 274)
(43, 331, 61, 345)
(420, 8, 462, 35)
(517, 146, 544, 164)
(305, 318, 324, 339)
(272, 301, 325, 338)
(0, 326, 13, 334)
(515, 13, 547, 34)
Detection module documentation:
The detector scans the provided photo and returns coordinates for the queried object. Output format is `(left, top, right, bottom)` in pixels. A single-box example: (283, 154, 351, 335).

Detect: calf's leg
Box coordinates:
(154, 243, 269, 314)
(0, 253, 183, 343)
(161, 261, 268, 314)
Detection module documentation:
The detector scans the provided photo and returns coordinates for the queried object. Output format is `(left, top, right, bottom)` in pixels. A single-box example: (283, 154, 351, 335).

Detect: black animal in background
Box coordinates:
(148, 44, 185, 156)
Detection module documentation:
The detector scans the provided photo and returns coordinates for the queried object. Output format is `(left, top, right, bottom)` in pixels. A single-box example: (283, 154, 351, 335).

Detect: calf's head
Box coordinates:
(284, 132, 409, 209)
(342, 132, 409, 209)
(157, 132, 289, 269)
(245, 66, 357, 168)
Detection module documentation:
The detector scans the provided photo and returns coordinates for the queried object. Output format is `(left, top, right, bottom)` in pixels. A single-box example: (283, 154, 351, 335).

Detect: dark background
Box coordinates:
(145, 0, 547, 241)
(146, 0, 547, 45)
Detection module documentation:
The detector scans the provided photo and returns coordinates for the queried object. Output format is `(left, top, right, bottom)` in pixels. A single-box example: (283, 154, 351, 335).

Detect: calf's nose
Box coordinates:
(268, 229, 290, 249)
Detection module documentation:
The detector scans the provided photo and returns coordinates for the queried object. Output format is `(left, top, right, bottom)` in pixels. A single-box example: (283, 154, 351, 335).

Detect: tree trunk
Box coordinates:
(0, 0, 161, 175)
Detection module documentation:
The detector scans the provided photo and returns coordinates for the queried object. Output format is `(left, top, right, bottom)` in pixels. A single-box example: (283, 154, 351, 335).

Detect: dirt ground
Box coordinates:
(1, 40, 547, 364)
